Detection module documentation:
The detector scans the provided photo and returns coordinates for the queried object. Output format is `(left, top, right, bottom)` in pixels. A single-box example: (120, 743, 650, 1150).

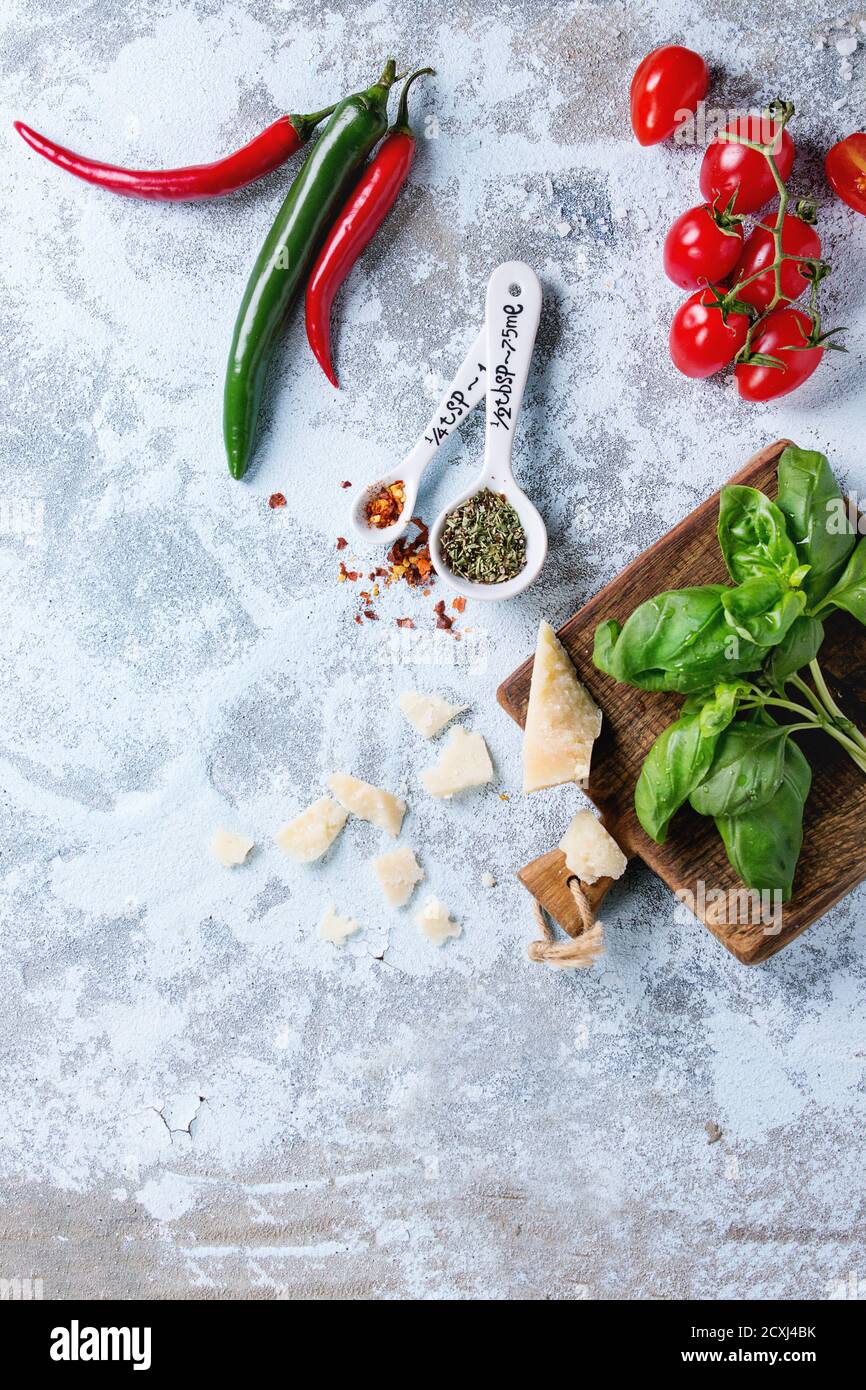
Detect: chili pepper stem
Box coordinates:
(290, 104, 338, 142)
(391, 67, 436, 135)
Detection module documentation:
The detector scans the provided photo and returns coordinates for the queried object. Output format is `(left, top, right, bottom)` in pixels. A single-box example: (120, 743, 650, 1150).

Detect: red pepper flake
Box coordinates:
(341, 480, 352, 489)
(359, 590, 371, 601)
(433, 600, 454, 631)
(452, 596, 466, 613)
(395, 617, 414, 629)
(364, 609, 379, 621)
(387, 518, 434, 588)
(354, 613, 363, 624)
(422, 588, 431, 597)
(366, 480, 405, 529)
(268, 492, 286, 509)
(336, 536, 348, 551)
(338, 562, 359, 582)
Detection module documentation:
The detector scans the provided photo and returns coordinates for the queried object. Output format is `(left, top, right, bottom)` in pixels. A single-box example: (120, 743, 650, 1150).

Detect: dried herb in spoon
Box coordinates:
(440, 488, 526, 584)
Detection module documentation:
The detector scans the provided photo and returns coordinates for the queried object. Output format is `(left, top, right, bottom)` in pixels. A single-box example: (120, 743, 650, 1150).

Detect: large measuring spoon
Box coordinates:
(429, 261, 546, 601)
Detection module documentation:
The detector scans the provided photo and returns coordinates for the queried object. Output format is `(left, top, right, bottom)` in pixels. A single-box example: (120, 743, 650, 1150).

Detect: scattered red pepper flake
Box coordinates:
(341, 480, 352, 489)
(354, 613, 363, 624)
(433, 599, 454, 631)
(452, 596, 466, 612)
(338, 562, 359, 582)
(364, 609, 379, 621)
(336, 536, 348, 550)
(268, 492, 286, 509)
(395, 617, 414, 629)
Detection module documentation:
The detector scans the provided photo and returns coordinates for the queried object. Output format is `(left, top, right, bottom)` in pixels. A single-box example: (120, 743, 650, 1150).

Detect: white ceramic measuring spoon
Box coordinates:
(429, 261, 546, 601)
(350, 329, 486, 546)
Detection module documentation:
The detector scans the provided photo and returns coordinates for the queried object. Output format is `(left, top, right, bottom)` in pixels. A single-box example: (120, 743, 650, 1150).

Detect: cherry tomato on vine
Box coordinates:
(669, 284, 750, 378)
(825, 132, 866, 216)
(663, 202, 744, 290)
(630, 45, 709, 146)
(735, 306, 823, 401)
(700, 115, 795, 214)
(732, 211, 821, 310)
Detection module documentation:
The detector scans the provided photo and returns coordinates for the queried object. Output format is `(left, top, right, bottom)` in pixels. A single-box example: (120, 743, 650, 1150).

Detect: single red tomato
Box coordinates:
(825, 132, 866, 216)
(630, 45, 709, 146)
(732, 212, 821, 310)
(663, 203, 745, 290)
(669, 284, 750, 378)
(700, 115, 795, 214)
(735, 307, 822, 401)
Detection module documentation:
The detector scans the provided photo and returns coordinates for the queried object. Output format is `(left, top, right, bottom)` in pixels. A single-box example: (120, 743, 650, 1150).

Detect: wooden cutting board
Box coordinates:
(497, 439, 866, 964)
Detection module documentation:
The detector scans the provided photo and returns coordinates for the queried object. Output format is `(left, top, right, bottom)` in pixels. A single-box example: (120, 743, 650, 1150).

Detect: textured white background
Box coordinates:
(1, 0, 865, 1299)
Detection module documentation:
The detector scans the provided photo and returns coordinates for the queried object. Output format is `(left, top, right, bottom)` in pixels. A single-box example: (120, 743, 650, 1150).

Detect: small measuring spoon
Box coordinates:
(430, 261, 546, 601)
(350, 329, 487, 546)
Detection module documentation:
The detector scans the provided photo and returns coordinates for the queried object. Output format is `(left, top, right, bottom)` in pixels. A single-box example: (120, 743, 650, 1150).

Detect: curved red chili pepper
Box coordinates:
(13, 106, 336, 201)
(305, 68, 434, 387)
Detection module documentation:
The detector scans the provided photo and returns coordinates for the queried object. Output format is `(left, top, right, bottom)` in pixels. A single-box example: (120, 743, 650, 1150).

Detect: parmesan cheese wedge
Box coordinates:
(373, 846, 424, 907)
(328, 772, 406, 838)
(559, 811, 627, 885)
(211, 828, 255, 867)
(415, 896, 460, 946)
(420, 727, 494, 798)
(522, 620, 602, 792)
(319, 905, 361, 945)
(398, 691, 465, 739)
(275, 797, 348, 863)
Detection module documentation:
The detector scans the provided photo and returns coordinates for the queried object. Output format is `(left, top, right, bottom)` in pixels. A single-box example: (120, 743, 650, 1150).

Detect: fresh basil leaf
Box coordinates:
(718, 485, 801, 584)
(592, 620, 621, 678)
(814, 537, 866, 624)
(721, 575, 806, 648)
(594, 586, 765, 694)
(763, 614, 825, 689)
(716, 739, 811, 901)
(776, 445, 857, 606)
(635, 682, 746, 843)
(689, 717, 792, 818)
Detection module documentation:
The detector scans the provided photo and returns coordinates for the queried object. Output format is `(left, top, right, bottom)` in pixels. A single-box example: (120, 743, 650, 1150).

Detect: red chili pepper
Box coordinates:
(13, 106, 336, 201)
(305, 67, 434, 386)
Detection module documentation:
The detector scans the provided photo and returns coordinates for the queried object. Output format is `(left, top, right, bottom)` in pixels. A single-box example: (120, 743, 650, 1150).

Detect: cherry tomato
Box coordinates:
(732, 212, 821, 310)
(663, 203, 745, 290)
(669, 284, 750, 378)
(735, 307, 822, 401)
(630, 45, 709, 146)
(700, 116, 795, 214)
(825, 132, 866, 216)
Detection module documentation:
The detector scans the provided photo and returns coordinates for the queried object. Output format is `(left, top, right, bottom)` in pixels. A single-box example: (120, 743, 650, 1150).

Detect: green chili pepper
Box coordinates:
(224, 58, 399, 479)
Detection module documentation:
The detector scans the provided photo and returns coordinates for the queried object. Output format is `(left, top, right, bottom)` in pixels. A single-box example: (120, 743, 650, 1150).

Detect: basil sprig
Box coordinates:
(595, 446, 866, 902)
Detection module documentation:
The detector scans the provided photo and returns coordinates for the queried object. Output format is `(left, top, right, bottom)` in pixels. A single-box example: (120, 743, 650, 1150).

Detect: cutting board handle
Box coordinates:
(518, 848, 619, 938)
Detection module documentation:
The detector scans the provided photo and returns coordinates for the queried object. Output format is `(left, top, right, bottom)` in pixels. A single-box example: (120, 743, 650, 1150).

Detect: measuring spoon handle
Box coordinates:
(482, 262, 542, 490)
(402, 329, 487, 481)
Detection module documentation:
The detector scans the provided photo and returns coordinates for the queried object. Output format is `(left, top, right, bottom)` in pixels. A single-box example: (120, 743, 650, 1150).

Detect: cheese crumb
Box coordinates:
(328, 772, 406, 837)
(275, 797, 347, 863)
(415, 896, 460, 946)
(398, 690, 465, 739)
(480, 871, 496, 888)
(559, 811, 627, 885)
(319, 905, 361, 945)
(420, 727, 494, 798)
(210, 828, 255, 867)
(373, 846, 424, 907)
(522, 620, 602, 792)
